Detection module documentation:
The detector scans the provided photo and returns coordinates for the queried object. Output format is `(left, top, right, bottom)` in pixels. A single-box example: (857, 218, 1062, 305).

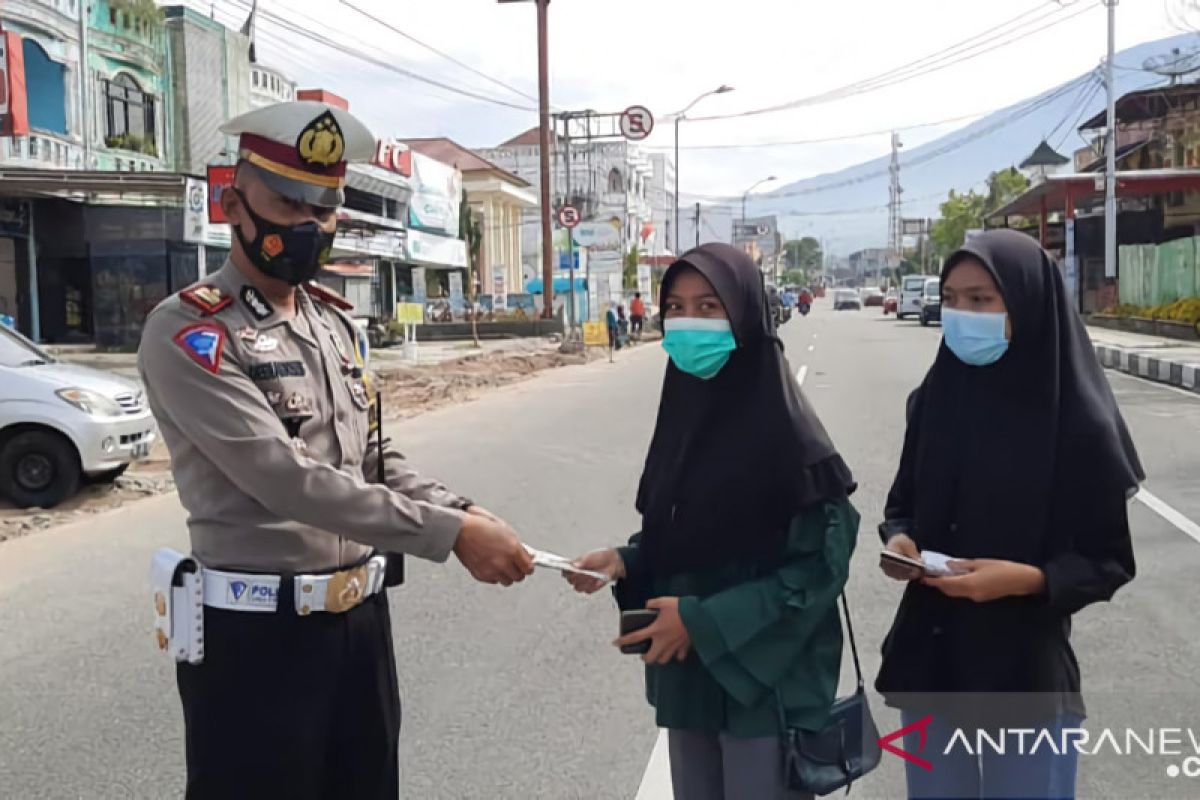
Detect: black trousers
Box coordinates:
(177, 590, 401, 799)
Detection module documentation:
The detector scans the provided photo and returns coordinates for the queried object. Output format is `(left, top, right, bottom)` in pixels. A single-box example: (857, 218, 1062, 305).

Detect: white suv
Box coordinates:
(0, 324, 157, 508)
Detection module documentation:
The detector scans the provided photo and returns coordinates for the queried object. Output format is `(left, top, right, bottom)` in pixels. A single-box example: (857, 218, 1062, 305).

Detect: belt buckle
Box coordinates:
(324, 564, 369, 614)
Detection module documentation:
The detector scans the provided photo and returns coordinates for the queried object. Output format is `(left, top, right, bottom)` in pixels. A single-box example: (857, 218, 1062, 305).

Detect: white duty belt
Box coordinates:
(201, 555, 388, 616)
(150, 548, 205, 664)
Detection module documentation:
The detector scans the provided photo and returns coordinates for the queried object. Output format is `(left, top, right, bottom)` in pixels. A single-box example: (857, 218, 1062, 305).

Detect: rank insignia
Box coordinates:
(237, 326, 259, 344)
(173, 324, 226, 374)
(296, 111, 345, 168)
(180, 285, 232, 316)
(240, 285, 274, 321)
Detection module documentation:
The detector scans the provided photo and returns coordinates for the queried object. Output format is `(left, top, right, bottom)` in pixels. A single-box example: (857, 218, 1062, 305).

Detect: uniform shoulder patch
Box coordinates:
(173, 323, 227, 374)
(180, 285, 233, 316)
(302, 281, 354, 311)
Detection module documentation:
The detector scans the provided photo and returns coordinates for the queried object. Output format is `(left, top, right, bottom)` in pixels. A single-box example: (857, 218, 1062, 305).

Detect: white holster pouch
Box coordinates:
(150, 548, 205, 664)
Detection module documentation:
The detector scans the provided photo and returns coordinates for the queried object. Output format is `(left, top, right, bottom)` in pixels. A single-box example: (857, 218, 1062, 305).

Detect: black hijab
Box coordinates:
(902, 229, 1143, 563)
(636, 243, 855, 576)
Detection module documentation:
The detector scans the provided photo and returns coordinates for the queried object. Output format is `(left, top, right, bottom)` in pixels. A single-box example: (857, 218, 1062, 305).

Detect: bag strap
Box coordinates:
(776, 589, 864, 732)
(838, 591, 865, 691)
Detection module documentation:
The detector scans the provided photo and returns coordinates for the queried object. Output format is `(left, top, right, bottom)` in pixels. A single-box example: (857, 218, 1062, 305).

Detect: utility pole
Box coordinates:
(694, 202, 701, 248)
(560, 114, 578, 340)
(887, 132, 903, 266)
(535, 0, 555, 317)
(1104, 0, 1117, 279)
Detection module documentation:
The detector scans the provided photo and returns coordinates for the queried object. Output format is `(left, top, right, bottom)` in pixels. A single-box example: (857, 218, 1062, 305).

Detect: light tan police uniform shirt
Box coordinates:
(137, 261, 465, 572)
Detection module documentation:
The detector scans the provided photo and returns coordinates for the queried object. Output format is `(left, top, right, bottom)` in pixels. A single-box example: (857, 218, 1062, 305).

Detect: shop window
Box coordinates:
(608, 168, 624, 193)
(22, 40, 69, 135)
(253, 71, 260, 88)
(104, 73, 157, 157)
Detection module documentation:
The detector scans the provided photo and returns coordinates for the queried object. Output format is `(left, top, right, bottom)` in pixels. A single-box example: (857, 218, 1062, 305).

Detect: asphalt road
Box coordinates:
(1, 302, 1198, 799)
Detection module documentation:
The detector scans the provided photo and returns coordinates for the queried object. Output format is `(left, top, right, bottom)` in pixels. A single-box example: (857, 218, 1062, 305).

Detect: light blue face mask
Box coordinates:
(662, 318, 737, 379)
(941, 308, 1010, 366)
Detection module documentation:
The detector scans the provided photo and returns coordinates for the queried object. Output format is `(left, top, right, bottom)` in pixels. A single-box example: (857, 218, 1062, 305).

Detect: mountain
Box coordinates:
(747, 32, 1199, 254)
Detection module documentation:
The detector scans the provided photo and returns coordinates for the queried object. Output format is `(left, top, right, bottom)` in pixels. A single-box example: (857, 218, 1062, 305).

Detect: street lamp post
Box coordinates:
(741, 176, 777, 227)
(673, 85, 733, 255)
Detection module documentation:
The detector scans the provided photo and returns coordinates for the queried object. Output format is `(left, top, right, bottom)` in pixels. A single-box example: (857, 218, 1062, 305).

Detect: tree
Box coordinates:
(784, 237, 823, 271)
(929, 167, 1029, 260)
(782, 269, 808, 287)
(624, 245, 640, 290)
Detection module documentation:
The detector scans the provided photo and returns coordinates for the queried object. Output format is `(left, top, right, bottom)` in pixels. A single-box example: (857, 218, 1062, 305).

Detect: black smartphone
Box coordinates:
(879, 550, 926, 581)
(619, 609, 659, 655)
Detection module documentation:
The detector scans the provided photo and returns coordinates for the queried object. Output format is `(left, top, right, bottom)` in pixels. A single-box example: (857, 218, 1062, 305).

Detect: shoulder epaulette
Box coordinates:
(180, 285, 233, 316)
(302, 281, 354, 311)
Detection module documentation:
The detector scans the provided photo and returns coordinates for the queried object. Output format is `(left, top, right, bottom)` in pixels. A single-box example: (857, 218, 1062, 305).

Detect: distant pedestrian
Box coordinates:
(566, 243, 859, 800)
(630, 292, 646, 338)
(617, 305, 630, 349)
(605, 305, 619, 352)
(877, 229, 1144, 800)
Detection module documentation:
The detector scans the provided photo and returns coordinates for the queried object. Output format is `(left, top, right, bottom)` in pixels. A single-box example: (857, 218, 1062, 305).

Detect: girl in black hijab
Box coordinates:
(566, 244, 858, 800)
(877, 229, 1143, 800)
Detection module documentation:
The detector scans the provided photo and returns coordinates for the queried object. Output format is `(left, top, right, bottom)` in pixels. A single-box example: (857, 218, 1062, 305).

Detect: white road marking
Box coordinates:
(1135, 488, 1200, 545)
(636, 730, 672, 800)
(797, 365, 809, 386)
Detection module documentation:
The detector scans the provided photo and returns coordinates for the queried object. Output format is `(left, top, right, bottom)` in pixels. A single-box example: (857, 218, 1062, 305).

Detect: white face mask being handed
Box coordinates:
(940, 308, 1010, 366)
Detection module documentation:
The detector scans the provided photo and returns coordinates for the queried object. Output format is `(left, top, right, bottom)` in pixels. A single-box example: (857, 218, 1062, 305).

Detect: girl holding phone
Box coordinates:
(877, 230, 1143, 799)
(566, 244, 858, 800)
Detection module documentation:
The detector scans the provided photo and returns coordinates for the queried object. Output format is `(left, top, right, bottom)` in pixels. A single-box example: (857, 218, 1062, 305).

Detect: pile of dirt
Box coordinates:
(0, 472, 175, 542)
(374, 345, 607, 420)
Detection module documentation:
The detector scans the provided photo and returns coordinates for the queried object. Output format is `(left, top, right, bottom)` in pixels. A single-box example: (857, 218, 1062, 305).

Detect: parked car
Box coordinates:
(862, 286, 885, 307)
(898, 274, 929, 320)
(833, 288, 862, 311)
(0, 325, 156, 508)
(919, 278, 942, 327)
(883, 291, 899, 315)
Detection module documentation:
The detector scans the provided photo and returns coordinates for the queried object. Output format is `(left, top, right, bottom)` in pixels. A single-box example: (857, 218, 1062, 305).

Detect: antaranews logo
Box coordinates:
(877, 716, 1200, 779)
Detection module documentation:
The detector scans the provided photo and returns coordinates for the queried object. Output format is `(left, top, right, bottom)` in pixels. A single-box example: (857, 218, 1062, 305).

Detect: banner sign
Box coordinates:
(408, 152, 461, 235)
(206, 165, 236, 224)
(183, 178, 208, 244)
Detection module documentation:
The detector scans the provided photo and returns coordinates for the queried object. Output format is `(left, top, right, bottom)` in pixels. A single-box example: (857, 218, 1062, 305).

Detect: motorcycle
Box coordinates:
(798, 302, 811, 317)
(773, 306, 793, 326)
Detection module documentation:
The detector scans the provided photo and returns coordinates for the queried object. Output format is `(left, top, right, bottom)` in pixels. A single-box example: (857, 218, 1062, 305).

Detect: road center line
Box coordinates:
(636, 730, 672, 800)
(1135, 488, 1200, 545)
(797, 365, 809, 386)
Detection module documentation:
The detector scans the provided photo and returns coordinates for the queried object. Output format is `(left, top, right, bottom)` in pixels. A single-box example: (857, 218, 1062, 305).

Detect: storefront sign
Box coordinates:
(582, 321, 607, 346)
(395, 303, 424, 324)
(0, 31, 30, 137)
(408, 152, 461, 235)
(574, 219, 622, 251)
(183, 178, 209, 244)
(492, 270, 507, 312)
(637, 263, 652, 297)
(373, 139, 412, 178)
(412, 267, 427, 303)
(206, 165, 236, 224)
(406, 229, 467, 268)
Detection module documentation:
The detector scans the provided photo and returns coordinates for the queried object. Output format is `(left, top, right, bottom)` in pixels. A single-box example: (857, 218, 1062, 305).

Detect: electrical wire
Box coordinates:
(1044, 70, 1103, 143)
(338, 0, 542, 106)
(1054, 78, 1106, 150)
(689, 1, 1095, 122)
(205, 0, 539, 112)
(679, 72, 1093, 202)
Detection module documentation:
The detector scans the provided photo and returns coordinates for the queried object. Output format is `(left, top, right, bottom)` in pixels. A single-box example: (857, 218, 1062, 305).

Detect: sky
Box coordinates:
(194, 0, 1189, 212)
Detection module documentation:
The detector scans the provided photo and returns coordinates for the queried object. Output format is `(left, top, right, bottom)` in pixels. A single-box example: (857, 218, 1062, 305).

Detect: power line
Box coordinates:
(338, 0, 543, 106)
(1054, 78, 1106, 150)
(207, 0, 539, 112)
(680, 72, 1092, 202)
(689, 1, 1094, 122)
(1044, 70, 1103, 143)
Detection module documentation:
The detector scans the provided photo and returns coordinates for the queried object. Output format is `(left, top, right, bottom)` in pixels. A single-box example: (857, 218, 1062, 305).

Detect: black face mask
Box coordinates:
(232, 188, 336, 285)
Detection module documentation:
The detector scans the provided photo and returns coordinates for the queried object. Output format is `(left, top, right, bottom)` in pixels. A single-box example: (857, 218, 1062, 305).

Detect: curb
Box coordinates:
(1094, 344, 1200, 394)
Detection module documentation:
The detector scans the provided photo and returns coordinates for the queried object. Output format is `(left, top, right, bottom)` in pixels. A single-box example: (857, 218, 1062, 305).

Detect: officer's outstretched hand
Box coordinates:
(453, 513, 535, 586)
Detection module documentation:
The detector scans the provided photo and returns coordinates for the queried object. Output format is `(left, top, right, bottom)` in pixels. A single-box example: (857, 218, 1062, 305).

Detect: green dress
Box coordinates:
(616, 498, 859, 738)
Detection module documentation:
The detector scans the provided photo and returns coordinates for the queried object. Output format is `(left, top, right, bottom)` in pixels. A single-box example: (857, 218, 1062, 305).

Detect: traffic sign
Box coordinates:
(619, 105, 654, 141)
(557, 204, 581, 229)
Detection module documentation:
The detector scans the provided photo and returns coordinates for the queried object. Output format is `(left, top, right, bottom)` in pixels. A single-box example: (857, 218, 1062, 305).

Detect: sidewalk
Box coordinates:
(1088, 326, 1200, 394)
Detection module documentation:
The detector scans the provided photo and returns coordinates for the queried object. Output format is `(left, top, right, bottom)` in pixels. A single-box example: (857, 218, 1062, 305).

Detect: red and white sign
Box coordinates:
(206, 165, 236, 224)
(619, 105, 654, 141)
(0, 31, 30, 137)
(557, 204, 581, 229)
(373, 139, 412, 178)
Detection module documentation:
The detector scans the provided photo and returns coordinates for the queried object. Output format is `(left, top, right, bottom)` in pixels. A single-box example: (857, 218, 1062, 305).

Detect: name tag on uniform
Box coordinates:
(248, 361, 306, 381)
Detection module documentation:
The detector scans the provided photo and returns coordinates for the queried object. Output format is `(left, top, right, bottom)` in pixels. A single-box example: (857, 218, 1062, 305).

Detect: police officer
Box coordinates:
(138, 101, 534, 798)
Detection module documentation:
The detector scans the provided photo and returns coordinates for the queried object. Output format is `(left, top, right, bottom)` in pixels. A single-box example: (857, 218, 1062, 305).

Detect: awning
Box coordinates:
(1077, 138, 1152, 173)
(0, 167, 190, 202)
(526, 276, 587, 294)
(346, 163, 412, 203)
(322, 261, 375, 277)
(987, 169, 1200, 221)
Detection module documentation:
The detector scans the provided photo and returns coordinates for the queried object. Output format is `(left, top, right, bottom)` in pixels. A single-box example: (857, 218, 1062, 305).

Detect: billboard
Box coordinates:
(408, 152, 461, 235)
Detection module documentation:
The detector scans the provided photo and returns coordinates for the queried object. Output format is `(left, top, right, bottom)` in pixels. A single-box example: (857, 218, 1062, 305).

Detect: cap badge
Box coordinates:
(296, 111, 345, 168)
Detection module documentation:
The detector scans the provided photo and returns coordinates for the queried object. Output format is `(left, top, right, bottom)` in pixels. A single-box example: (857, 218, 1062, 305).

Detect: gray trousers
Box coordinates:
(668, 729, 814, 800)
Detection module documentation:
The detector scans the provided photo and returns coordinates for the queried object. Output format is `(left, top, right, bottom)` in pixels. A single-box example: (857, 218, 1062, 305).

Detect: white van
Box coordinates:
(899, 275, 929, 320)
(0, 324, 156, 508)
